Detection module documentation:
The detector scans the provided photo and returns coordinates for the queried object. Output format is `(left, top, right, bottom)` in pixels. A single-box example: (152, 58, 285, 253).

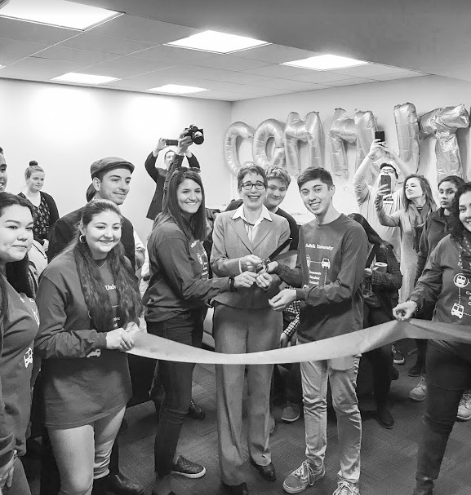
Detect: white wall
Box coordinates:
(230, 75, 471, 219)
(0, 78, 232, 241)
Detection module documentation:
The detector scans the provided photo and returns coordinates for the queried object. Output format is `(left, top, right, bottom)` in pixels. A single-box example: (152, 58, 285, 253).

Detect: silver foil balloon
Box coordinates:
(224, 121, 255, 176)
(394, 102, 420, 173)
(329, 108, 356, 177)
(252, 119, 286, 170)
(284, 111, 325, 175)
(419, 104, 469, 180)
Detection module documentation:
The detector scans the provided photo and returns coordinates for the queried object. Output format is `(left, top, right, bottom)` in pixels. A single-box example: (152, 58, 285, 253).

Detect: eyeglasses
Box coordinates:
(241, 181, 266, 191)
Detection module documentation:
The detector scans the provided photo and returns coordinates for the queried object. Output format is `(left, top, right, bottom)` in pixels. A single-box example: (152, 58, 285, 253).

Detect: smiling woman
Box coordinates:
(35, 199, 143, 495)
(0, 193, 37, 495)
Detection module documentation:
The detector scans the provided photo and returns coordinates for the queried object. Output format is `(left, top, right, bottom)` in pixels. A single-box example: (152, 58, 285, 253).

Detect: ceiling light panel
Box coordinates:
(0, 0, 121, 30)
(147, 84, 207, 94)
(52, 72, 119, 84)
(166, 30, 270, 54)
(283, 54, 368, 71)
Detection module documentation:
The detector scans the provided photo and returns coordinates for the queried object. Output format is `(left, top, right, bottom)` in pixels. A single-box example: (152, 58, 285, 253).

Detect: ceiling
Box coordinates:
(0, 0, 469, 101)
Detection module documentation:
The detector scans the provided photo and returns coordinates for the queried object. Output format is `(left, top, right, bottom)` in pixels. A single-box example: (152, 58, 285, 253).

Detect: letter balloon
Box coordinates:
(224, 121, 255, 176)
(252, 119, 285, 170)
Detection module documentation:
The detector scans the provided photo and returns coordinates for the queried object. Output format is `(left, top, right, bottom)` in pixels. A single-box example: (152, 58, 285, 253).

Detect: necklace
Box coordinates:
(96, 259, 107, 268)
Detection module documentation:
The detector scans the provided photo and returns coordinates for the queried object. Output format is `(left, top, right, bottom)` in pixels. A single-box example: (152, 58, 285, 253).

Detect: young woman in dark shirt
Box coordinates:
(35, 200, 142, 495)
(144, 140, 256, 495)
(0, 193, 38, 495)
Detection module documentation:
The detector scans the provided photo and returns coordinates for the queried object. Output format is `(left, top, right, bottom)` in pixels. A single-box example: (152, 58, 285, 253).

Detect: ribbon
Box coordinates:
(128, 319, 471, 365)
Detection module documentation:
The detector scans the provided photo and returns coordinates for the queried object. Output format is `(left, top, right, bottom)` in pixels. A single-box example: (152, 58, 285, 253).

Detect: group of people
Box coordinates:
(0, 130, 469, 495)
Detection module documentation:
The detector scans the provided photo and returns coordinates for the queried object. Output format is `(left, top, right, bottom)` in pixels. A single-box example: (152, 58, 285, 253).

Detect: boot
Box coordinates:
(414, 422, 450, 495)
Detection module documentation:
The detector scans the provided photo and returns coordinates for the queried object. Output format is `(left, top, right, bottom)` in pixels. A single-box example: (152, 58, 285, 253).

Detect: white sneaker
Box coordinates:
(332, 480, 360, 495)
(283, 460, 325, 493)
(457, 391, 471, 421)
(409, 376, 427, 402)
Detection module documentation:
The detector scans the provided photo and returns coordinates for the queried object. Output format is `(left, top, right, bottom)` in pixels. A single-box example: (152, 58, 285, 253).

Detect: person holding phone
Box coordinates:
(353, 137, 413, 258)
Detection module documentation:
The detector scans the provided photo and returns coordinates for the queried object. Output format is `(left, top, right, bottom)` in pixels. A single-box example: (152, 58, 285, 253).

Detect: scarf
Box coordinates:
(407, 202, 435, 252)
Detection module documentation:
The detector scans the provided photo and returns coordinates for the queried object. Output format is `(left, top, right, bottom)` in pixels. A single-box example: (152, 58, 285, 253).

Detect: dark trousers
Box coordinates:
(362, 304, 393, 406)
(416, 340, 471, 487)
(5, 458, 31, 495)
(147, 308, 204, 478)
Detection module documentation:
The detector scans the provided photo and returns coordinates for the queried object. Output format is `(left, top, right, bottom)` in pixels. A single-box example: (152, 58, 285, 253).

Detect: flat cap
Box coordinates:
(90, 157, 135, 178)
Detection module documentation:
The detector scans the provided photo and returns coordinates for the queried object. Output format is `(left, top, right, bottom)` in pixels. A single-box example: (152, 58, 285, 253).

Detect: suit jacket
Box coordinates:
(211, 209, 290, 309)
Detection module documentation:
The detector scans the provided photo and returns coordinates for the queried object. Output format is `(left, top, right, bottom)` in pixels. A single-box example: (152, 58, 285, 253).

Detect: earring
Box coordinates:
(79, 234, 86, 244)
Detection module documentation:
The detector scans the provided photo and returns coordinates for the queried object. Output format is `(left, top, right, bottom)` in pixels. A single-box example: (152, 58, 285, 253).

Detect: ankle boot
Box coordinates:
(414, 422, 450, 495)
(91, 475, 109, 495)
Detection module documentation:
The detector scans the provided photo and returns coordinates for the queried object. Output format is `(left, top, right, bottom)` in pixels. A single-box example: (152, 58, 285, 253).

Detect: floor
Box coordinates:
(26, 352, 471, 495)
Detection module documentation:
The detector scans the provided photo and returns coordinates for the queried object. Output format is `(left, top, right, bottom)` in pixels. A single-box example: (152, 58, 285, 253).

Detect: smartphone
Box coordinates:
(380, 174, 392, 195)
(375, 130, 385, 142)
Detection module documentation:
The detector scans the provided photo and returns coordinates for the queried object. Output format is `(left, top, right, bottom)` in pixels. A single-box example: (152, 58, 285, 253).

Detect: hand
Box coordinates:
(364, 268, 372, 278)
(239, 254, 263, 272)
(269, 289, 297, 311)
(380, 143, 399, 161)
(374, 190, 385, 210)
(105, 328, 135, 352)
(124, 321, 142, 335)
(265, 261, 278, 274)
(0, 455, 15, 490)
(280, 333, 290, 348)
(43, 239, 49, 252)
(256, 272, 273, 290)
(176, 131, 193, 155)
(368, 139, 385, 160)
(392, 301, 417, 321)
(156, 137, 168, 152)
(233, 271, 257, 289)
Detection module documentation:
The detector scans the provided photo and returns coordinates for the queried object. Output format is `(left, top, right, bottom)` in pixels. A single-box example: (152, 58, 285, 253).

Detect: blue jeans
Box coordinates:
(147, 308, 204, 478)
(299, 336, 362, 483)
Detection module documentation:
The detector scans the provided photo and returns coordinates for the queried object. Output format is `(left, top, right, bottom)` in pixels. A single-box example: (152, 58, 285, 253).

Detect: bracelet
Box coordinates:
(229, 276, 236, 292)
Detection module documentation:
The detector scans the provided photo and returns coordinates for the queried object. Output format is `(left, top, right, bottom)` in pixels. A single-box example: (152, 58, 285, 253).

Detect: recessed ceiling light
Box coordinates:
(52, 73, 119, 85)
(282, 54, 368, 71)
(166, 30, 270, 54)
(148, 84, 207, 95)
(0, 0, 121, 30)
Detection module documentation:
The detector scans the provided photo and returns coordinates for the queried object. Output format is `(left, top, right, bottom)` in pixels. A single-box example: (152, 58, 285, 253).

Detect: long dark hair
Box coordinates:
(159, 168, 206, 242)
(450, 183, 471, 241)
(403, 174, 435, 212)
(348, 213, 388, 248)
(72, 200, 142, 332)
(0, 193, 35, 331)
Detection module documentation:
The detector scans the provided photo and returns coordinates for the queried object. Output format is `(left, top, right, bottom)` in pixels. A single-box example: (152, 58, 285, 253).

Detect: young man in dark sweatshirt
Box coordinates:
(268, 168, 367, 495)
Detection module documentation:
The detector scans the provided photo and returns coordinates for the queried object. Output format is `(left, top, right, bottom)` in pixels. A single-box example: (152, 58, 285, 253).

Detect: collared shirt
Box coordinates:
(232, 204, 272, 242)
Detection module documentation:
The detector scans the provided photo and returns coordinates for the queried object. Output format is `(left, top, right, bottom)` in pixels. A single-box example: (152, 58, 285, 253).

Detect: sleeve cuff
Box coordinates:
(295, 288, 307, 300)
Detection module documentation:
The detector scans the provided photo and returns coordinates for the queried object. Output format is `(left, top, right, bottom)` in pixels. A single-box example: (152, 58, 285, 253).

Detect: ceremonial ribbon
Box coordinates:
(128, 319, 471, 365)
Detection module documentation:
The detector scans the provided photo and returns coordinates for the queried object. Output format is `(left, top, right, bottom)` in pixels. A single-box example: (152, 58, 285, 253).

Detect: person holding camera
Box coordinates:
(354, 139, 413, 259)
(145, 133, 200, 222)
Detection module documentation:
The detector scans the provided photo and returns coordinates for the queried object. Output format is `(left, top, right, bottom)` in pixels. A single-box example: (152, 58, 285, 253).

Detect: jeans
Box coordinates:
(415, 340, 471, 487)
(299, 337, 362, 483)
(48, 407, 126, 495)
(362, 304, 393, 405)
(147, 308, 205, 478)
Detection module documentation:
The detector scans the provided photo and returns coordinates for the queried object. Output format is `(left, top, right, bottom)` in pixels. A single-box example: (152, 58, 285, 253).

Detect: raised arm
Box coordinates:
(145, 138, 168, 183)
(353, 139, 383, 205)
(381, 144, 414, 178)
(375, 194, 402, 227)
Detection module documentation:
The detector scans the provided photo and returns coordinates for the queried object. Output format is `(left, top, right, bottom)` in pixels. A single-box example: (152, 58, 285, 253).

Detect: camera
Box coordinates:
(165, 125, 204, 147)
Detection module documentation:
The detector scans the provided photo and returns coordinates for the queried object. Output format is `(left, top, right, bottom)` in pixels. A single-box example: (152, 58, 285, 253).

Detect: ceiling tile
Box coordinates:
(242, 63, 312, 79)
(325, 77, 378, 87)
(0, 38, 48, 65)
(0, 17, 78, 45)
(89, 14, 199, 44)
(32, 46, 120, 65)
(130, 44, 215, 64)
(369, 71, 427, 81)
(79, 56, 174, 78)
(0, 57, 87, 80)
(61, 32, 156, 55)
(334, 63, 418, 78)
(194, 54, 269, 71)
(235, 44, 321, 63)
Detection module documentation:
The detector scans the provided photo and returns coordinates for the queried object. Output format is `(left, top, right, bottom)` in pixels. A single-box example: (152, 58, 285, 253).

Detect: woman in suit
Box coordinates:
(211, 164, 291, 495)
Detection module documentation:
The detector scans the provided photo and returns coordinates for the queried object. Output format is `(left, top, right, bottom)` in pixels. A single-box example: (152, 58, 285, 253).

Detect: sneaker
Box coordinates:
(392, 345, 405, 365)
(283, 460, 325, 494)
(171, 455, 206, 478)
(281, 402, 302, 423)
(457, 391, 471, 421)
(332, 480, 360, 495)
(409, 376, 427, 402)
